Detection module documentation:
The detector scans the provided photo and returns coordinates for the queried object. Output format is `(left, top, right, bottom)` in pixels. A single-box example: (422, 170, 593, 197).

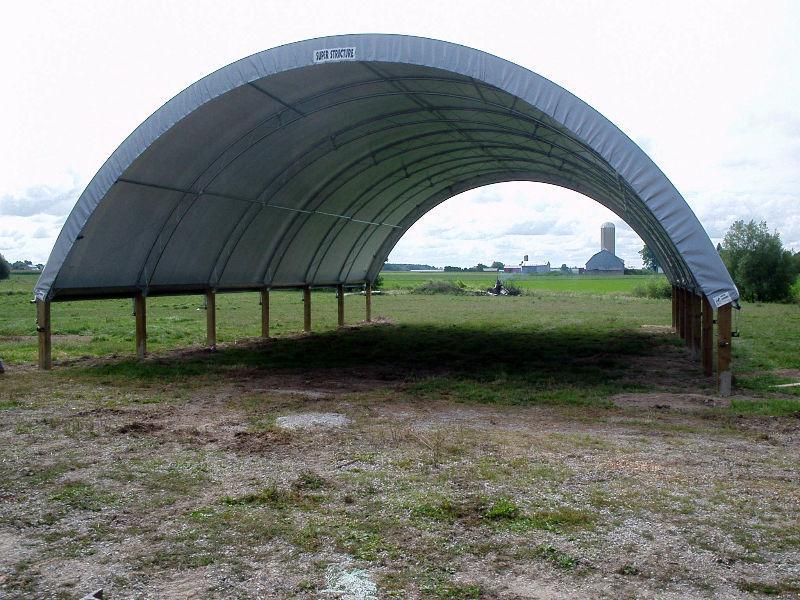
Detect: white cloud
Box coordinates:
(506, 219, 576, 236)
(0, 184, 81, 218)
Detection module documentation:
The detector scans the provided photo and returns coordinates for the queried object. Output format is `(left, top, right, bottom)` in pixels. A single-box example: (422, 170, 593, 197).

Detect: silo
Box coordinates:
(601, 222, 615, 254)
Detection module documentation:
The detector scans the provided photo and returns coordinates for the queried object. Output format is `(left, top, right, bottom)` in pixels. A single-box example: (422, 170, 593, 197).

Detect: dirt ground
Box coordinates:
(1, 334, 799, 599)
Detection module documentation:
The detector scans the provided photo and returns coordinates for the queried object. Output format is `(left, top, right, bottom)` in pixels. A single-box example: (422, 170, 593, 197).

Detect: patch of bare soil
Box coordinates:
(1, 346, 798, 598)
(775, 369, 800, 379)
(613, 392, 730, 410)
(275, 412, 351, 430)
(116, 421, 163, 435)
(622, 346, 714, 393)
(640, 324, 674, 333)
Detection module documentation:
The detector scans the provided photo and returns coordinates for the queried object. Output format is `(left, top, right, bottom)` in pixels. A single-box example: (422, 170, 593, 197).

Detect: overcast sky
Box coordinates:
(1, 0, 798, 268)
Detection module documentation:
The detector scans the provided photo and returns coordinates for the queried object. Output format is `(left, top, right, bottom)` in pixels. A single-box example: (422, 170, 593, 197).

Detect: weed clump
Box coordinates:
(484, 497, 521, 520)
(411, 498, 459, 521)
(503, 280, 524, 296)
(534, 544, 578, 570)
(50, 481, 116, 512)
(221, 484, 287, 507)
(631, 277, 672, 299)
(292, 469, 326, 491)
(412, 280, 468, 295)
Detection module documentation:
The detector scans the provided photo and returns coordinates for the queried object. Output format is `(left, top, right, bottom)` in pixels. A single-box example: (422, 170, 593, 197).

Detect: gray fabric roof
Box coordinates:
(35, 34, 738, 307)
(586, 249, 625, 271)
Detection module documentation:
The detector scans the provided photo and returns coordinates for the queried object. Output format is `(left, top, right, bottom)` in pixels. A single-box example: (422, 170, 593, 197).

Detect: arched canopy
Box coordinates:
(35, 34, 738, 307)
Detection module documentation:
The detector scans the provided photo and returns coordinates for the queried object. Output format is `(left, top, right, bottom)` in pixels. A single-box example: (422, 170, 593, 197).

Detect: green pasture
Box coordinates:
(1, 273, 798, 400)
(1, 273, 669, 365)
(380, 270, 652, 293)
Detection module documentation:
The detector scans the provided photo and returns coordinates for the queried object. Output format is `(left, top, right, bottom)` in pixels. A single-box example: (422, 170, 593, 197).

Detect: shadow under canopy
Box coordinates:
(73, 322, 700, 405)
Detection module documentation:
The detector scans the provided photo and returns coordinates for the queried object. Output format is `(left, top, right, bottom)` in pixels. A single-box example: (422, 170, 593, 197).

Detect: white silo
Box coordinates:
(601, 222, 615, 254)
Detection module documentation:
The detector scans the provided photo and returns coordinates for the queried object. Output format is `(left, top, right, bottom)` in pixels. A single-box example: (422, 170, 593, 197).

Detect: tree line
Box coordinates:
(0, 257, 45, 280)
(639, 220, 799, 303)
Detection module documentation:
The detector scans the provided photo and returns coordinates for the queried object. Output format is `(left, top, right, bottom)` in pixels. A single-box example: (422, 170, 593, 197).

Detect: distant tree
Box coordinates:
(0, 254, 10, 280)
(35, 263, 44, 271)
(638, 245, 661, 272)
(11, 260, 33, 270)
(382, 263, 437, 271)
(443, 266, 463, 272)
(490, 261, 504, 270)
(716, 242, 723, 253)
(720, 220, 795, 302)
(472, 263, 488, 272)
(559, 263, 570, 273)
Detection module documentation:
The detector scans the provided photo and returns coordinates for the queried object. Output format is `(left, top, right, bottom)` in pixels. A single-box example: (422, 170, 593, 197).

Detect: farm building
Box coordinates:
(520, 258, 550, 274)
(585, 223, 624, 275)
(585, 250, 624, 275)
(503, 254, 549, 274)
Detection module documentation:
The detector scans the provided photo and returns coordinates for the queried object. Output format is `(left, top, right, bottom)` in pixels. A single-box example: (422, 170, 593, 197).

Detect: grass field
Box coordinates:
(1, 272, 799, 598)
(380, 271, 653, 294)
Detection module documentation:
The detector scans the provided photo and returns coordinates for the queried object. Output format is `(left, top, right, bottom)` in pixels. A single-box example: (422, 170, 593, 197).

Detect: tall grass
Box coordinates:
(631, 277, 672, 299)
(791, 276, 800, 303)
(412, 280, 468, 295)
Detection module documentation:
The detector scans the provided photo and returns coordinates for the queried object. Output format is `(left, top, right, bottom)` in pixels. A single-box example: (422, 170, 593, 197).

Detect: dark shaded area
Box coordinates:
(68, 323, 690, 405)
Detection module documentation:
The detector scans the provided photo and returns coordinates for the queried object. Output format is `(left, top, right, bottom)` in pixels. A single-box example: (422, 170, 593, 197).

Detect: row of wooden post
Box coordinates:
(671, 285, 732, 396)
(36, 284, 373, 369)
(36, 284, 731, 395)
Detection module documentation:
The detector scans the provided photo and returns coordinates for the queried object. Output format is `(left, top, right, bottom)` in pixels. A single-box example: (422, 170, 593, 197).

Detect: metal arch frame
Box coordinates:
(36, 34, 736, 307)
(322, 147, 680, 284)
(134, 84, 628, 291)
(54, 89, 630, 294)
(128, 79, 527, 290)
(235, 123, 620, 286)
(137, 98, 599, 291)
(202, 100, 622, 287)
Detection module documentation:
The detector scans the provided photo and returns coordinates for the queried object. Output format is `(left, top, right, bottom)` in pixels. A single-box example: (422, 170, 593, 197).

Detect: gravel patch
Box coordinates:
(321, 564, 378, 600)
(275, 412, 351, 430)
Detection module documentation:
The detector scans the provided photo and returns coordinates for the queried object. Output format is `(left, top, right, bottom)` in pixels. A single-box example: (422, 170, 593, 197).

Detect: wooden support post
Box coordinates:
(205, 291, 216, 349)
(717, 303, 733, 396)
(303, 286, 311, 332)
(671, 285, 677, 332)
(36, 299, 52, 370)
(337, 284, 345, 327)
(690, 293, 702, 361)
(365, 283, 372, 323)
(134, 292, 147, 359)
(684, 290, 692, 349)
(676, 288, 684, 339)
(701, 295, 713, 377)
(682, 288, 691, 343)
(260, 289, 270, 338)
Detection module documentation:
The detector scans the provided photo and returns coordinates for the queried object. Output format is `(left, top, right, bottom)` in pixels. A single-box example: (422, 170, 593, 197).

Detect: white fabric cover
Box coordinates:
(35, 34, 738, 307)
